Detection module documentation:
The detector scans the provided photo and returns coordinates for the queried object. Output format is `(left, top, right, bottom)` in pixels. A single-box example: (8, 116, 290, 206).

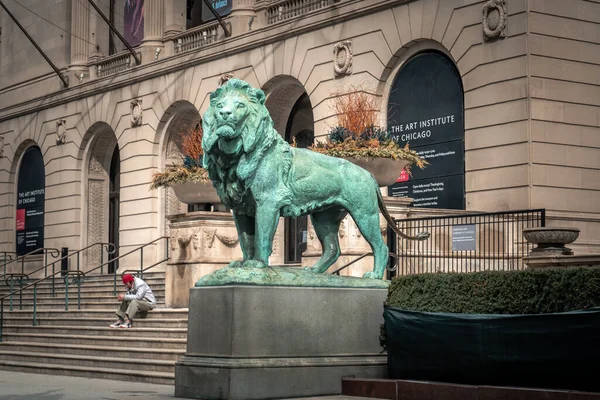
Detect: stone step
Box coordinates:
(0, 360, 174, 385)
(2, 287, 167, 296)
(3, 301, 166, 310)
(1, 274, 165, 288)
(3, 316, 188, 328)
(0, 341, 185, 361)
(0, 350, 176, 373)
(1, 332, 187, 349)
(3, 324, 188, 339)
(2, 308, 188, 319)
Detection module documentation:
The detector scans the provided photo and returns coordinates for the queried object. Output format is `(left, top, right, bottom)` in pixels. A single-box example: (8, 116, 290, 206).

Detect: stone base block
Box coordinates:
(175, 285, 387, 399)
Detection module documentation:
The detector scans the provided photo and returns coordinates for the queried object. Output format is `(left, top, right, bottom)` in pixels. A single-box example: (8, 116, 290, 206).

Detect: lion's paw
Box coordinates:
(242, 259, 267, 269)
(227, 260, 243, 268)
(362, 271, 383, 280)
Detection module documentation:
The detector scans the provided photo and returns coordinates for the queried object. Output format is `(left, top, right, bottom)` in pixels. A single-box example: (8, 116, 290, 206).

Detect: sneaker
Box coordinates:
(109, 319, 124, 328)
(119, 321, 132, 328)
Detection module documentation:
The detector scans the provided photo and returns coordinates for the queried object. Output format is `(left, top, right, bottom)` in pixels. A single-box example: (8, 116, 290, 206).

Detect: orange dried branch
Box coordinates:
(181, 122, 204, 159)
(331, 84, 379, 134)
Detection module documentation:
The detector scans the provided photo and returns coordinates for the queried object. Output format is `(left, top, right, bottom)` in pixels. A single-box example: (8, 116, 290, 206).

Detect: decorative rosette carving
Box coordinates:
(483, 0, 507, 41)
(333, 40, 353, 77)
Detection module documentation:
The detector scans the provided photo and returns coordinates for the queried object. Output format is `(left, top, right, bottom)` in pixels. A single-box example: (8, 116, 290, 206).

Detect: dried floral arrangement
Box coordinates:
(308, 85, 426, 171)
(150, 123, 210, 189)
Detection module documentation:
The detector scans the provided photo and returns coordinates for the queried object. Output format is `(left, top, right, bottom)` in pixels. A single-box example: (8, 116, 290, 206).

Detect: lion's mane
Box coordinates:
(202, 79, 291, 213)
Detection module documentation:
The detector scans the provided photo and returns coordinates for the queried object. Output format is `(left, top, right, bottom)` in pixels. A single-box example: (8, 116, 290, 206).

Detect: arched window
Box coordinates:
(387, 51, 465, 210)
(16, 146, 45, 255)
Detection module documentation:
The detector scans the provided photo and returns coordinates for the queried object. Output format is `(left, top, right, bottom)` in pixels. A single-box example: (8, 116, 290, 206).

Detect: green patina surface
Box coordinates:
(195, 264, 390, 288)
(200, 78, 426, 285)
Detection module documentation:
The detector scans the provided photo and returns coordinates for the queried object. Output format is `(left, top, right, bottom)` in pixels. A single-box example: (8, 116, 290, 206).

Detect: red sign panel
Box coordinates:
(396, 169, 409, 183)
(16, 209, 25, 231)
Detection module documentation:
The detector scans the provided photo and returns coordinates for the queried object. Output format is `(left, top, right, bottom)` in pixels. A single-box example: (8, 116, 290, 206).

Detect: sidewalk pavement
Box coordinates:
(0, 370, 374, 400)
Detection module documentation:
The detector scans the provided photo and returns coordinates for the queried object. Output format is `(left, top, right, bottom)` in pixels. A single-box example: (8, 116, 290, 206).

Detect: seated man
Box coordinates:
(110, 273, 156, 328)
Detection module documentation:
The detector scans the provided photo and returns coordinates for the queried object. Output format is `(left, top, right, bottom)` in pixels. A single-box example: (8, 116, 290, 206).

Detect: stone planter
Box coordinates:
(522, 227, 580, 256)
(343, 157, 412, 187)
(172, 181, 221, 204)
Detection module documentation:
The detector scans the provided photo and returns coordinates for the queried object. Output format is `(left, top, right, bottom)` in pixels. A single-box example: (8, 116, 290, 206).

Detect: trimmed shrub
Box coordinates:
(386, 268, 600, 314)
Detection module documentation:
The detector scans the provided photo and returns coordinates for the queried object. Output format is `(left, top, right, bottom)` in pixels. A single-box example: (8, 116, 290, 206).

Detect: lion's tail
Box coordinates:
(376, 188, 430, 241)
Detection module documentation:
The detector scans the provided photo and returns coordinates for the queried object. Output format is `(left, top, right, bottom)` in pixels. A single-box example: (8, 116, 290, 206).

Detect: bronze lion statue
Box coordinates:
(202, 79, 428, 279)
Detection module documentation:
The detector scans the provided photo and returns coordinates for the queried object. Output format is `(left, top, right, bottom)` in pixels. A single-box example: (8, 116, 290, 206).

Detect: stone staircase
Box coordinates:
(0, 271, 187, 385)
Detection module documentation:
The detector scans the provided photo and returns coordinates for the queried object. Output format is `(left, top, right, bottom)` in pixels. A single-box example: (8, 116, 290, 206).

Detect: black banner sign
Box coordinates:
(16, 147, 45, 255)
(387, 51, 465, 209)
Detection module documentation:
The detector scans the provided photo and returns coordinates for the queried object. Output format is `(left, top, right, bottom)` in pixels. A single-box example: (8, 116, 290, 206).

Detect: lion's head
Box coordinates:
(202, 78, 283, 208)
(202, 79, 276, 159)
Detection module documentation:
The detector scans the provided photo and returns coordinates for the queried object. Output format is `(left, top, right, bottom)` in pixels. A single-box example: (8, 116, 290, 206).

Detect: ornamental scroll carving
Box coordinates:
(483, 0, 507, 41)
(56, 119, 67, 145)
(130, 99, 143, 127)
(333, 40, 353, 77)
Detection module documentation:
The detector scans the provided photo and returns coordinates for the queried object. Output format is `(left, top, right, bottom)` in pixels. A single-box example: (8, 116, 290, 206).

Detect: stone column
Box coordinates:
(228, 0, 257, 36)
(164, 0, 186, 35)
(141, 0, 165, 61)
(69, 0, 90, 76)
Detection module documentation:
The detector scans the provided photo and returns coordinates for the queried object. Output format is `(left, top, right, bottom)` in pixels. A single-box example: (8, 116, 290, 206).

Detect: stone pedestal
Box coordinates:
(175, 286, 387, 399)
(166, 211, 242, 308)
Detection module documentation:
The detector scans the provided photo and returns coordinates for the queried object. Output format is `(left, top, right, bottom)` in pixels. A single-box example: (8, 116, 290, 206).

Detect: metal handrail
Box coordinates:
(121, 257, 170, 280)
(0, 251, 16, 276)
(82, 236, 170, 295)
(0, 242, 115, 308)
(0, 239, 167, 342)
(0, 247, 60, 282)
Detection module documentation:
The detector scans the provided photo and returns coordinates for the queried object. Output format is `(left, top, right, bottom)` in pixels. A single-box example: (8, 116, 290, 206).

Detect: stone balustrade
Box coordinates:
(92, 51, 140, 78)
(264, 0, 336, 25)
(171, 21, 224, 54)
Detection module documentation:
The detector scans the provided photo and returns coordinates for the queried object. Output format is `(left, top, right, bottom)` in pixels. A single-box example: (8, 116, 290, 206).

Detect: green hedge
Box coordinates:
(386, 267, 600, 314)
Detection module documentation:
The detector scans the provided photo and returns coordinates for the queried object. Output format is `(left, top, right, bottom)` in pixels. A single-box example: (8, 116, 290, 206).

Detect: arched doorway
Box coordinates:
(387, 50, 465, 210)
(157, 101, 203, 237)
(84, 123, 119, 272)
(16, 146, 45, 255)
(263, 77, 315, 265)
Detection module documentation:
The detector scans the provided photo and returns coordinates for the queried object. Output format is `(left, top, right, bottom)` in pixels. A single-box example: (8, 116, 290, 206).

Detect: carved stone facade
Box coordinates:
(1, 0, 599, 282)
(87, 179, 106, 264)
(482, 0, 507, 41)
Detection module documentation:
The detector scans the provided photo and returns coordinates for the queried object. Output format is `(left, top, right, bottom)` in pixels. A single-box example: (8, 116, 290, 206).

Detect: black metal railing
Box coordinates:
(0, 248, 60, 282)
(83, 236, 170, 296)
(394, 209, 546, 275)
(1, 243, 115, 311)
(0, 237, 169, 341)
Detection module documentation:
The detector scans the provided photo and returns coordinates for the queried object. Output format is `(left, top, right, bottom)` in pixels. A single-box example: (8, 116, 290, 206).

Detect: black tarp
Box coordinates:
(384, 305, 600, 392)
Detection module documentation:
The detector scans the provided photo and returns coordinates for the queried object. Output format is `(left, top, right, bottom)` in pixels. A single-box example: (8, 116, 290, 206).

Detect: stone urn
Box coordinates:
(522, 227, 580, 256)
(172, 181, 221, 204)
(343, 157, 412, 187)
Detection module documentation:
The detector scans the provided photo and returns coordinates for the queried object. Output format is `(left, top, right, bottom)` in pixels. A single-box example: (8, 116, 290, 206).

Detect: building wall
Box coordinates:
(0, 0, 598, 271)
(0, 0, 71, 88)
(527, 0, 600, 253)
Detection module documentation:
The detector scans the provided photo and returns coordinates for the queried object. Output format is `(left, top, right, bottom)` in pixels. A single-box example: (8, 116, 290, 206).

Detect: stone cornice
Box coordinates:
(0, 0, 412, 123)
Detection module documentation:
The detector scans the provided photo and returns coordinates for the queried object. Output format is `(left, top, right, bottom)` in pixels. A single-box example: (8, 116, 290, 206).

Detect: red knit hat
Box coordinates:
(122, 274, 135, 284)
